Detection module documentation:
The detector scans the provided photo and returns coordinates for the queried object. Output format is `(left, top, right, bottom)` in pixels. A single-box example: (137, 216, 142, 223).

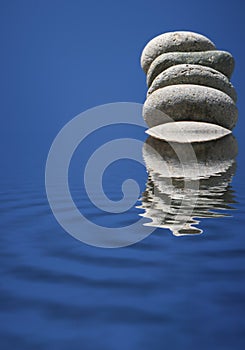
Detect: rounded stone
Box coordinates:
(141, 31, 216, 73)
(146, 51, 235, 87)
(147, 64, 237, 101)
(143, 84, 238, 130)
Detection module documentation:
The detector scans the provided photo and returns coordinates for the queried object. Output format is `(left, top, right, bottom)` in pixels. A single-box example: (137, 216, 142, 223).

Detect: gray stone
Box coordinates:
(143, 84, 238, 130)
(147, 64, 237, 101)
(141, 31, 216, 73)
(146, 51, 235, 87)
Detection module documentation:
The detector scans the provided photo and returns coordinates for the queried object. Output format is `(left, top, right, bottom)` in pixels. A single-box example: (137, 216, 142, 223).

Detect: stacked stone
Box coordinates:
(141, 31, 238, 131)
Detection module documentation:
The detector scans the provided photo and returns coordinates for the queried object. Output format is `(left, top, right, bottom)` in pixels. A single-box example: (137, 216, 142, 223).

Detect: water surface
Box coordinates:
(0, 131, 245, 350)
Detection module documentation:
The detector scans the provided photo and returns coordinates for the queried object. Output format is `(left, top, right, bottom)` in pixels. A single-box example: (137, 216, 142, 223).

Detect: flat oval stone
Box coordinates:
(141, 31, 216, 73)
(147, 64, 237, 102)
(143, 84, 238, 130)
(147, 51, 235, 87)
(146, 121, 231, 143)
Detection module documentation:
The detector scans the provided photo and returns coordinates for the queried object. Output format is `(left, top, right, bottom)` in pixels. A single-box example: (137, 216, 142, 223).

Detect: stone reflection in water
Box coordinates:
(139, 134, 238, 236)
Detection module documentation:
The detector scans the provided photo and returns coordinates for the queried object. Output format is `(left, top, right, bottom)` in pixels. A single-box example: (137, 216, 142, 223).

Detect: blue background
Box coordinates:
(0, 1, 245, 349)
(1, 0, 245, 186)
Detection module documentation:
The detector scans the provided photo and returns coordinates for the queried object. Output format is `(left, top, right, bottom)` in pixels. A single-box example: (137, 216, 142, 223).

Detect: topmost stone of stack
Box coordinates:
(141, 31, 216, 73)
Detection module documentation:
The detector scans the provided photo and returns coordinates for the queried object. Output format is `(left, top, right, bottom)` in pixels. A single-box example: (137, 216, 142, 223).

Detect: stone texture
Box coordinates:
(147, 64, 237, 101)
(146, 51, 235, 87)
(141, 31, 216, 73)
(143, 84, 238, 130)
(146, 121, 231, 143)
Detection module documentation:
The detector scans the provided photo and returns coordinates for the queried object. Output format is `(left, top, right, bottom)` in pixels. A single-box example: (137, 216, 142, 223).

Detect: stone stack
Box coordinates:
(141, 31, 238, 133)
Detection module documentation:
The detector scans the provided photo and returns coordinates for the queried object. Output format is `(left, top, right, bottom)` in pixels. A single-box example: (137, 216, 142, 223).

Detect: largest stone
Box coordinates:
(143, 84, 238, 130)
(141, 31, 216, 73)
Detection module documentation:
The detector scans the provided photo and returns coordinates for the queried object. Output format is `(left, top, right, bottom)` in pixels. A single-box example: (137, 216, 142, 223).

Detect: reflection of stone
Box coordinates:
(139, 31, 238, 236)
(139, 135, 238, 236)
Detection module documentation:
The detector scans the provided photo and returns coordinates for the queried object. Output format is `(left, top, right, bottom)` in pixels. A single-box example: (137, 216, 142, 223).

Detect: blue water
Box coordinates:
(1, 127, 245, 350)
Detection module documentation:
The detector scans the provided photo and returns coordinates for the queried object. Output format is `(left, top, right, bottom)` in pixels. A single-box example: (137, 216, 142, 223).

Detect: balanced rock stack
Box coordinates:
(141, 31, 238, 137)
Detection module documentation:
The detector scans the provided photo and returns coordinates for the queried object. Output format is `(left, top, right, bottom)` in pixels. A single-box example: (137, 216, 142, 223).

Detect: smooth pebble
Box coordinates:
(141, 31, 216, 73)
(143, 84, 238, 130)
(146, 50, 235, 87)
(147, 64, 237, 101)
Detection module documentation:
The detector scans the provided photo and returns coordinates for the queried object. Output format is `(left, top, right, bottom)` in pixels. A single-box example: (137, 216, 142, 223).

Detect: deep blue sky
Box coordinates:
(0, 0, 245, 187)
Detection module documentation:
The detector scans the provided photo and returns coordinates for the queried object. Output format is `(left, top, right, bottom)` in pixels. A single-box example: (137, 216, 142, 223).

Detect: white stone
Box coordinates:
(146, 121, 231, 143)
